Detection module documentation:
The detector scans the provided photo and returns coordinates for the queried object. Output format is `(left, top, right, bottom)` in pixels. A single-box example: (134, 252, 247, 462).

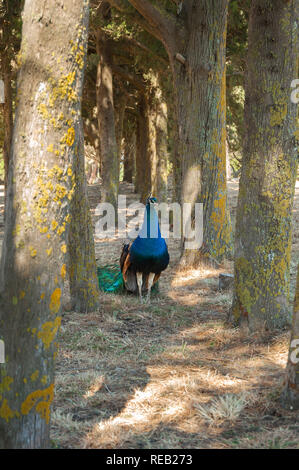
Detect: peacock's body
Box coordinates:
(120, 197, 169, 301)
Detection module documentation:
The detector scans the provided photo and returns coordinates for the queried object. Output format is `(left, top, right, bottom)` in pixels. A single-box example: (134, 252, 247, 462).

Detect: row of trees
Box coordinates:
(0, 0, 298, 447)
(84, 0, 234, 265)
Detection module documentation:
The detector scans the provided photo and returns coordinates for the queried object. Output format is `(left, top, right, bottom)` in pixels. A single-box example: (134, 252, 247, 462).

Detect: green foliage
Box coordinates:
(227, 0, 249, 68)
(104, 18, 136, 40)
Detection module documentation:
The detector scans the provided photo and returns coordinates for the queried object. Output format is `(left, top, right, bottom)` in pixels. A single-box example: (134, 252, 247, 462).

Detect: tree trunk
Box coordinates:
(140, 92, 155, 203)
(155, 85, 168, 202)
(89, 160, 99, 184)
(147, 92, 157, 201)
(135, 94, 149, 197)
(166, 94, 181, 202)
(123, 115, 136, 184)
(115, 92, 126, 181)
(281, 263, 299, 410)
(0, 0, 89, 448)
(231, 0, 299, 332)
(173, 1, 232, 267)
(96, 29, 119, 206)
(2, 53, 13, 203)
(68, 121, 99, 312)
(135, 87, 167, 203)
(0, 0, 15, 214)
(83, 118, 102, 171)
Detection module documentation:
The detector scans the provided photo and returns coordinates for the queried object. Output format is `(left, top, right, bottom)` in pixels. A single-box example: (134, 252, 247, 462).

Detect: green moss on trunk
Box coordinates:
(231, 0, 299, 332)
(0, 0, 90, 448)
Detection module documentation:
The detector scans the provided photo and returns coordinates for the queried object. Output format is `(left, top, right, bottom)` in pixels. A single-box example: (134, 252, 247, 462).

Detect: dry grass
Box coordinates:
(47, 180, 299, 449)
(194, 392, 251, 426)
(4, 180, 297, 449)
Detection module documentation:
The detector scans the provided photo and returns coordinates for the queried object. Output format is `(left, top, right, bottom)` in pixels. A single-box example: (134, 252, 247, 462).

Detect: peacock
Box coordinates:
(120, 196, 169, 302)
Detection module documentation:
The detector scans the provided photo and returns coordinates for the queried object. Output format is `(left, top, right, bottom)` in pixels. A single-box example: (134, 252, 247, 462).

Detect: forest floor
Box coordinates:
(0, 179, 299, 449)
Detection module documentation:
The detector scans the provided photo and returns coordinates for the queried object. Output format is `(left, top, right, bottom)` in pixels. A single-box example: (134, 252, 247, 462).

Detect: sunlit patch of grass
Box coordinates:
(82, 362, 257, 449)
(193, 393, 249, 426)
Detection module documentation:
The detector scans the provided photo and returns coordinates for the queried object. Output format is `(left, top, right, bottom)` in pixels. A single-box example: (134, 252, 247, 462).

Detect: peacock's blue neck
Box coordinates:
(139, 203, 161, 239)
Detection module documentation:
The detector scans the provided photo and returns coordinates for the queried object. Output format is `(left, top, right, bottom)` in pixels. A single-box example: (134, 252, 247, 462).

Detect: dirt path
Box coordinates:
(0, 181, 298, 448)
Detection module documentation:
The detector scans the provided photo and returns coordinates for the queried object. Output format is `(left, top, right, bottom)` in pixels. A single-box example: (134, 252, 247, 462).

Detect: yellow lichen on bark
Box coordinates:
(61, 244, 67, 254)
(60, 264, 66, 280)
(37, 317, 61, 349)
(49, 288, 61, 314)
(0, 376, 13, 396)
(0, 399, 19, 422)
(21, 384, 54, 424)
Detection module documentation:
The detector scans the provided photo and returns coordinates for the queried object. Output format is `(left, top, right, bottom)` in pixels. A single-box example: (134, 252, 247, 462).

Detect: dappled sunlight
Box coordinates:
(82, 338, 286, 448)
(80, 317, 291, 448)
(166, 286, 232, 310)
(167, 291, 202, 306)
(48, 180, 299, 449)
(1, 0, 299, 448)
(83, 376, 105, 399)
(53, 286, 297, 449)
(83, 366, 215, 448)
(171, 267, 220, 287)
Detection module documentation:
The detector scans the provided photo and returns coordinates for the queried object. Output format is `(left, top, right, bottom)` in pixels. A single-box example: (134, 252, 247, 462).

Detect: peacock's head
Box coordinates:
(146, 195, 157, 206)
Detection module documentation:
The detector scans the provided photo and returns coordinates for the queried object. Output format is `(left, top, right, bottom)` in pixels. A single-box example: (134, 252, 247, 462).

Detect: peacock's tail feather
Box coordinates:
(97, 264, 159, 295)
(97, 264, 124, 293)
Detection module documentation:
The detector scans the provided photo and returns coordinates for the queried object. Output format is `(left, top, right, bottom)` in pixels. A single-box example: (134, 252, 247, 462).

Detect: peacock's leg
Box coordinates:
(136, 272, 143, 301)
(146, 272, 155, 303)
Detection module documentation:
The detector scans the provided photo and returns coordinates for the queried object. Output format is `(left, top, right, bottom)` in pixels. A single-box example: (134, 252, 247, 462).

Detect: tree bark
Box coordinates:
(154, 82, 168, 202)
(146, 91, 157, 202)
(231, 0, 299, 332)
(174, 1, 232, 266)
(83, 118, 102, 170)
(2, 53, 13, 201)
(115, 91, 126, 182)
(0, 0, 15, 213)
(135, 94, 149, 197)
(68, 121, 99, 312)
(123, 115, 136, 183)
(0, 0, 90, 448)
(166, 93, 181, 202)
(96, 29, 119, 206)
(140, 92, 155, 203)
(135, 84, 168, 202)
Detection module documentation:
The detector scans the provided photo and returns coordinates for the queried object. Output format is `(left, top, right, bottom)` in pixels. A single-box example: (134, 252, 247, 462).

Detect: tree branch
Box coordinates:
(108, 35, 169, 68)
(127, 0, 175, 46)
(108, 0, 176, 52)
(108, 0, 160, 40)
